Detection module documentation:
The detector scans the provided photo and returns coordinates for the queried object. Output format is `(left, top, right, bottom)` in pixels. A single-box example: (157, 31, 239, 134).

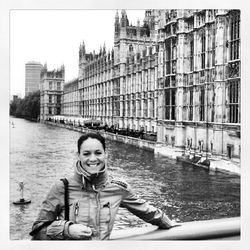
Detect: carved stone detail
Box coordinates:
(228, 61, 240, 78)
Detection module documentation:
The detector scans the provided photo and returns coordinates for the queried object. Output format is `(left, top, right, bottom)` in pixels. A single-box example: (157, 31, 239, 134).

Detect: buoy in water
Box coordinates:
(13, 198, 31, 205)
(13, 181, 31, 205)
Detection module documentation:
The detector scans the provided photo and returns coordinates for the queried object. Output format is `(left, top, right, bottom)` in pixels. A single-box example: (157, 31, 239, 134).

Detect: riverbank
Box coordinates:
(44, 120, 240, 176)
(154, 145, 240, 175)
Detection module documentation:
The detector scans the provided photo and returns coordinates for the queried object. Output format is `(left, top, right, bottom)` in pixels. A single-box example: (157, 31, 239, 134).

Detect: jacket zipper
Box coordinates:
(103, 202, 111, 231)
(93, 184, 101, 240)
(74, 202, 79, 223)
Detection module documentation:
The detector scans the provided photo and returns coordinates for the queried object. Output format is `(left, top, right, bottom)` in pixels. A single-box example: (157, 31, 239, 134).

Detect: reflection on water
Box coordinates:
(10, 117, 240, 240)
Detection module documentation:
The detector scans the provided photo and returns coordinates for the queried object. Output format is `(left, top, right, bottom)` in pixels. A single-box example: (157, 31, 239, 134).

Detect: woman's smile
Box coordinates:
(87, 163, 99, 168)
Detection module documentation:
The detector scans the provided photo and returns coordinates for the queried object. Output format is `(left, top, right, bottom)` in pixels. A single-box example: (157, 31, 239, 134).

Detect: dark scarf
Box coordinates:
(74, 160, 108, 190)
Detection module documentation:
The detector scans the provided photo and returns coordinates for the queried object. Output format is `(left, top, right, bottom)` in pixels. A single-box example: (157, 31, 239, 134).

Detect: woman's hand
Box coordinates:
(169, 220, 181, 228)
(68, 224, 92, 240)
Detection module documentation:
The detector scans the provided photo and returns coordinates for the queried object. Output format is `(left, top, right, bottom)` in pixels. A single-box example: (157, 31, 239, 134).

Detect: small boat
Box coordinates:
(176, 154, 210, 170)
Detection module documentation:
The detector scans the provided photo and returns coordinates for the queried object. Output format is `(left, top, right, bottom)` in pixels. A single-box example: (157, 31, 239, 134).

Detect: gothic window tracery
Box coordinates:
(229, 10, 240, 61)
(201, 29, 206, 70)
(227, 10, 240, 124)
(164, 89, 176, 120)
(199, 86, 205, 121)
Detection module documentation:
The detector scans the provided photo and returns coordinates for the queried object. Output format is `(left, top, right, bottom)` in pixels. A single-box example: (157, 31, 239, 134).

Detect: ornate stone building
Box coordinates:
(77, 10, 240, 158)
(78, 41, 115, 125)
(61, 78, 79, 117)
(78, 10, 159, 132)
(155, 9, 240, 157)
(40, 64, 65, 121)
(44, 9, 240, 159)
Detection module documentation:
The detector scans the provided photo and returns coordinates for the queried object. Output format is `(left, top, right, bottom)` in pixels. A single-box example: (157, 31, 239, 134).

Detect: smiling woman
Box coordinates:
(77, 133, 106, 175)
(29, 132, 179, 240)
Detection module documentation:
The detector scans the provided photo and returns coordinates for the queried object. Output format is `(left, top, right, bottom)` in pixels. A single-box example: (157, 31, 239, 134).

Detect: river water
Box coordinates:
(9, 117, 240, 240)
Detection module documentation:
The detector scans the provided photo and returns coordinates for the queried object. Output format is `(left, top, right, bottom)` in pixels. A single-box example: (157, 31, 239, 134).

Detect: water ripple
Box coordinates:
(10, 117, 240, 240)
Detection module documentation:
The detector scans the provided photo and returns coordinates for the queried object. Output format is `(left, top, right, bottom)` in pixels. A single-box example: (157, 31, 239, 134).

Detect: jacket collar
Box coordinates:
(73, 161, 108, 190)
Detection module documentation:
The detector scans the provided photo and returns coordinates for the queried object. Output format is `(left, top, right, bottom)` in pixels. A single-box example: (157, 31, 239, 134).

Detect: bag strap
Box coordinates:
(29, 221, 53, 237)
(60, 178, 69, 220)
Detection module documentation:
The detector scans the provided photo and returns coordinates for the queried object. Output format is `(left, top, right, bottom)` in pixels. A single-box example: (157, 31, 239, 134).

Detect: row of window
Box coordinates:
(48, 95, 61, 104)
(49, 81, 61, 91)
(162, 11, 240, 123)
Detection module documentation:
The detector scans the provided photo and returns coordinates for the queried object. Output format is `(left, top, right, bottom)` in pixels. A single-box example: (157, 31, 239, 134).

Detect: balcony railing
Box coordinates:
(111, 217, 240, 240)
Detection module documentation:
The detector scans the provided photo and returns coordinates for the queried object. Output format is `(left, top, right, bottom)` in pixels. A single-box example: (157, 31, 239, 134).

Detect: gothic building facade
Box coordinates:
(77, 9, 240, 158)
(40, 64, 65, 121)
(42, 9, 241, 159)
(153, 9, 241, 158)
(61, 78, 79, 117)
(78, 10, 160, 133)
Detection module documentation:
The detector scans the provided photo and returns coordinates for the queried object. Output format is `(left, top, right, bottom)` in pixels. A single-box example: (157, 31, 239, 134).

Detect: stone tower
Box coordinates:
(78, 41, 87, 80)
(40, 64, 65, 121)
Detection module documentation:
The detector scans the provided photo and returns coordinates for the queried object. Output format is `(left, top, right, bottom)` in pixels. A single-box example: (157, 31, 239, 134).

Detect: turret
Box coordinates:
(120, 9, 129, 27)
(143, 11, 152, 28)
(61, 64, 65, 78)
(79, 41, 86, 61)
(115, 10, 120, 38)
(40, 62, 47, 79)
(78, 41, 87, 79)
(103, 43, 106, 55)
(136, 18, 140, 37)
(107, 50, 110, 60)
(82, 41, 86, 55)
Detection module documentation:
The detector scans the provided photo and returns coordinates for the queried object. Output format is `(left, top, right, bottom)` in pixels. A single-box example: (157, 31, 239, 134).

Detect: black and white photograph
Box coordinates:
(1, 0, 250, 249)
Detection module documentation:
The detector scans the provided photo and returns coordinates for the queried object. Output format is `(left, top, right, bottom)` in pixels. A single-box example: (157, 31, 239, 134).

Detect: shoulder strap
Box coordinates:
(60, 178, 69, 221)
(111, 178, 128, 189)
(29, 221, 53, 237)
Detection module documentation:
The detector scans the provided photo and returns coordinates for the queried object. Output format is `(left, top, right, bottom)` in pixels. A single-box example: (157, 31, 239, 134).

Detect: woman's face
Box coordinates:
(78, 138, 106, 174)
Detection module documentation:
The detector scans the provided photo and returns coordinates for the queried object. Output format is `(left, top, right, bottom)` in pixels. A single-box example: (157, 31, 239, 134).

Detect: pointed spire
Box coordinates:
(115, 10, 119, 21)
(82, 40, 85, 54)
(137, 18, 140, 26)
(121, 9, 126, 17)
(121, 9, 129, 27)
(115, 10, 120, 37)
(103, 43, 106, 54)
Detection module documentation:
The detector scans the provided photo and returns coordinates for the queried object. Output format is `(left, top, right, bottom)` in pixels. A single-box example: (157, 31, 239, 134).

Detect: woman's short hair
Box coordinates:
(77, 132, 106, 153)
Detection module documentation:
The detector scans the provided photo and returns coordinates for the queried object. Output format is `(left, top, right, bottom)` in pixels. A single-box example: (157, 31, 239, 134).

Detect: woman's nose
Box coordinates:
(89, 153, 97, 161)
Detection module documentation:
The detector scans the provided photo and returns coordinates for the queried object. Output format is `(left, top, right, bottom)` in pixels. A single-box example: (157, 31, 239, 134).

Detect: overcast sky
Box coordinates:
(10, 9, 146, 97)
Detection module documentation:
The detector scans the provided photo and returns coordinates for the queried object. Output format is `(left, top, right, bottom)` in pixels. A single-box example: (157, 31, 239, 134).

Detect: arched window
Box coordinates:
(189, 35, 194, 71)
(230, 10, 240, 61)
(201, 29, 206, 69)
